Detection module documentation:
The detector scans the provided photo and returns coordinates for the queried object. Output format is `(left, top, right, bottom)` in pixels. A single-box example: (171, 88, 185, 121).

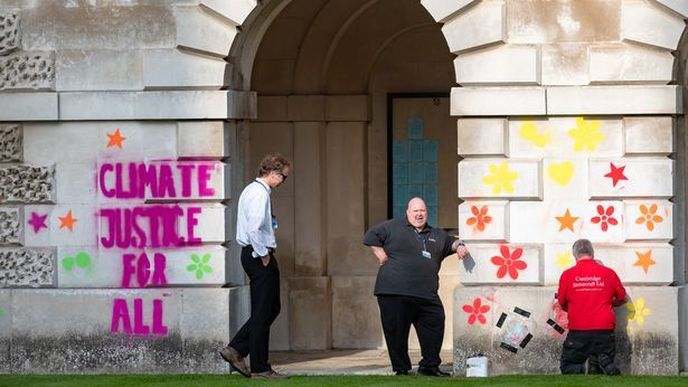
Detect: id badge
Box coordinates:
(421, 250, 431, 259)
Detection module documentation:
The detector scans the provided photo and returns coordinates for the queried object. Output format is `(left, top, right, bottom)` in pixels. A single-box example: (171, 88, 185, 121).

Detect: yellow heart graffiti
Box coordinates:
(548, 161, 574, 186)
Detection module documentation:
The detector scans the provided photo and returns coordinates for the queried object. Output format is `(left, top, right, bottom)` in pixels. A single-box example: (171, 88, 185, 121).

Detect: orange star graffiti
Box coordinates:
(58, 210, 78, 232)
(633, 250, 656, 274)
(107, 128, 126, 149)
(555, 209, 578, 232)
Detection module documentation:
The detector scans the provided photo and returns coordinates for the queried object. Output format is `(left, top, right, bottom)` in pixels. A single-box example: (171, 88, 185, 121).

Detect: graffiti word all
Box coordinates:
(111, 298, 168, 336)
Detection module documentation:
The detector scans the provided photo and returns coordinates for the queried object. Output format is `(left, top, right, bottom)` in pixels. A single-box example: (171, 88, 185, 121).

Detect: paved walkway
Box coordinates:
(270, 349, 454, 375)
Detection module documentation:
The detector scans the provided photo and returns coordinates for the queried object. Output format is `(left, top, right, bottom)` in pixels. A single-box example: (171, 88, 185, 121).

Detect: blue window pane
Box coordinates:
(425, 162, 438, 183)
(408, 117, 424, 139)
(393, 185, 409, 207)
(409, 185, 423, 199)
(424, 185, 438, 206)
(423, 140, 438, 162)
(427, 206, 438, 226)
(409, 163, 424, 184)
(393, 206, 406, 219)
(393, 140, 407, 163)
(393, 163, 408, 184)
(408, 141, 423, 161)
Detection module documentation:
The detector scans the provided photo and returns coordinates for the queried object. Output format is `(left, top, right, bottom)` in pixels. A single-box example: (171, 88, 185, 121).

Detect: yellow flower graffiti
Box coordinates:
(627, 297, 652, 327)
(482, 162, 519, 195)
(519, 121, 550, 148)
(555, 251, 574, 271)
(568, 117, 605, 152)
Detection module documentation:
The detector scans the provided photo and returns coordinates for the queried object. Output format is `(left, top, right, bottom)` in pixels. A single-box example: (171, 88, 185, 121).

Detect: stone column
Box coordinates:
(421, 0, 688, 375)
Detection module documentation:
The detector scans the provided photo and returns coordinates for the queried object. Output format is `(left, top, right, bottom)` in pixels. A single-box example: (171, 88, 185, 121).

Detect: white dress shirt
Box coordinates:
(235, 178, 276, 258)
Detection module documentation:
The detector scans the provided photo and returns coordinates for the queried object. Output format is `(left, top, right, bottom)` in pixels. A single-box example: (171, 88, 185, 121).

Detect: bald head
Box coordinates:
(406, 197, 428, 230)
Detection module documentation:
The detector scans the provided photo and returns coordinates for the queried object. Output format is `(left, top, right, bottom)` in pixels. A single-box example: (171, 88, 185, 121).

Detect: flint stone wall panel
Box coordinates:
(0, 52, 54, 91)
(0, 165, 55, 203)
(0, 11, 19, 55)
(0, 290, 9, 372)
(0, 207, 22, 245)
(0, 123, 22, 162)
(0, 248, 55, 287)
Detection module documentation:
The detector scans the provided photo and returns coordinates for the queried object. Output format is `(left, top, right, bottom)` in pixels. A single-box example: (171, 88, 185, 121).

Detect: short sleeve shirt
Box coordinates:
(557, 258, 627, 330)
(363, 218, 455, 300)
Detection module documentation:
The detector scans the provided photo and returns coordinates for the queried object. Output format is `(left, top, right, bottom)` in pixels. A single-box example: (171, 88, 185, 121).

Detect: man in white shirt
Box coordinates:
(220, 153, 291, 379)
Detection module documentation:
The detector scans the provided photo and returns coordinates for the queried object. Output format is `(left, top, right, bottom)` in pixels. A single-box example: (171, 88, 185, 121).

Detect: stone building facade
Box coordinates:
(0, 0, 686, 375)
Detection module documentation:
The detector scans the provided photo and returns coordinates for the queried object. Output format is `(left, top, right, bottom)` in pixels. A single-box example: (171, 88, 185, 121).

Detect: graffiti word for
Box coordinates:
(100, 205, 202, 248)
(99, 162, 216, 199)
(111, 298, 168, 336)
(122, 252, 168, 288)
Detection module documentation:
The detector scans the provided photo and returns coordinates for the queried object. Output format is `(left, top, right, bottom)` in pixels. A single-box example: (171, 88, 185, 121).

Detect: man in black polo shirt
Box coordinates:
(363, 197, 468, 376)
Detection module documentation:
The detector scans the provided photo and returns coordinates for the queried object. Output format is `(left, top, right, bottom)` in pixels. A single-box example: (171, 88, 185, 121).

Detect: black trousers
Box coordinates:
(229, 246, 281, 374)
(560, 330, 619, 375)
(377, 295, 445, 372)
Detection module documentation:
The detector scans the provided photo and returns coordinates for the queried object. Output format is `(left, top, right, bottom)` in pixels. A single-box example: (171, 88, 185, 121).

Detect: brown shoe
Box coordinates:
(219, 346, 250, 378)
(251, 369, 288, 379)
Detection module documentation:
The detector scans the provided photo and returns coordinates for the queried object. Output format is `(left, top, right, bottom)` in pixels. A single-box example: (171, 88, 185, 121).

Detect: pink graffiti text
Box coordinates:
(122, 252, 168, 288)
(110, 298, 168, 336)
(99, 162, 216, 199)
(100, 205, 202, 249)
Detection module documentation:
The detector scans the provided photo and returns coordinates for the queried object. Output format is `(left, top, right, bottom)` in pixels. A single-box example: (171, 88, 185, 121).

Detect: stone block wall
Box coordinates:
(0, 0, 258, 372)
(420, 0, 688, 375)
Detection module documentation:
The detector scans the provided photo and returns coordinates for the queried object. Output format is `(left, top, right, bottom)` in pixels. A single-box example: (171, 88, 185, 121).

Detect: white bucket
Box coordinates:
(466, 356, 489, 377)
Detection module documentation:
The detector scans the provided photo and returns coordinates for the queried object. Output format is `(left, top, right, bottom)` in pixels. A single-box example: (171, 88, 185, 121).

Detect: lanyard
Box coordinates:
(414, 229, 428, 251)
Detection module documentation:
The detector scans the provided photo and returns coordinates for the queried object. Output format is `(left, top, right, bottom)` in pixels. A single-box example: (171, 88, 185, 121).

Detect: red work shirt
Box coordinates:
(557, 257, 626, 330)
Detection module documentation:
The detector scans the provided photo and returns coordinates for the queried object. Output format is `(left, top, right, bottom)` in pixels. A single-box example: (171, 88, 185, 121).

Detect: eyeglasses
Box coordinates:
(277, 172, 288, 181)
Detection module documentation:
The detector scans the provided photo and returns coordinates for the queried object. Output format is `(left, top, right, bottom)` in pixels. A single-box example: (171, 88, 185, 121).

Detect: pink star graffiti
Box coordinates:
(28, 212, 48, 233)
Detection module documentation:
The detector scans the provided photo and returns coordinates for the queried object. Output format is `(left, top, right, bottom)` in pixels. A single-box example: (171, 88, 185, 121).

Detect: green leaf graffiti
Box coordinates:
(62, 252, 93, 272)
(187, 253, 213, 280)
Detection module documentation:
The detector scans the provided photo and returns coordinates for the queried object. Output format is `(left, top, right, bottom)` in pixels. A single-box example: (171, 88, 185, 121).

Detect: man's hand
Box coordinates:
(370, 246, 389, 266)
(456, 245, 468, 259)
(261, 255, 270, 267)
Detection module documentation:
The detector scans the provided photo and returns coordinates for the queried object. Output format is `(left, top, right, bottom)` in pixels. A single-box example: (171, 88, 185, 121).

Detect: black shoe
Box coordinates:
(417, 366, 450, 377)
(395, 370, 409, 376)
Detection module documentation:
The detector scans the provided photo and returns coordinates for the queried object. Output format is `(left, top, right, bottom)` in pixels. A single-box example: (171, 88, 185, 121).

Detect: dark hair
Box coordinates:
(572, 239, 594, 258)
(257, 153, 291, 177)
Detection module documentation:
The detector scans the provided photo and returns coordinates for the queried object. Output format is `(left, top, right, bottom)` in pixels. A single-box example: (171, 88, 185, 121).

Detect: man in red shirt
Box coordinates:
(557, 239, 627, 375)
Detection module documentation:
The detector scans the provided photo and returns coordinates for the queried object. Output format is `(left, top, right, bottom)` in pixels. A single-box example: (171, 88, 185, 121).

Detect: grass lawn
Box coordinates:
(0, 374, 686, 387)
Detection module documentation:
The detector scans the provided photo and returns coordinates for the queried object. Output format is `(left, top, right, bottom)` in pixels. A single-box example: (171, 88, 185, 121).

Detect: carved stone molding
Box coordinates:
(0, 124, 22, 162)
(0, 11, 19, 56)
(0, 207, 21, 245)
(0, 165, 55, 203)
(0, 52, 55, 90)
(0, 248, 54, 287)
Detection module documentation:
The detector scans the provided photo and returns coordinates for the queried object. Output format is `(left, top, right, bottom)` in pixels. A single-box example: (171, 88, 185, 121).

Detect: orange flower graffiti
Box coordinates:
(466, 205, 492, 232)
(635, 204, 663, 231)
(491, 245, 527, 280)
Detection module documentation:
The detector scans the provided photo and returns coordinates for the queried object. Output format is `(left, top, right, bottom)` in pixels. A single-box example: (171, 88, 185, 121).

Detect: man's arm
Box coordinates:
(370, 246, 389, 266)
(611, 271, 628, 306)
(557, 274, 568, 311)
(363, 221, 390, 266)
